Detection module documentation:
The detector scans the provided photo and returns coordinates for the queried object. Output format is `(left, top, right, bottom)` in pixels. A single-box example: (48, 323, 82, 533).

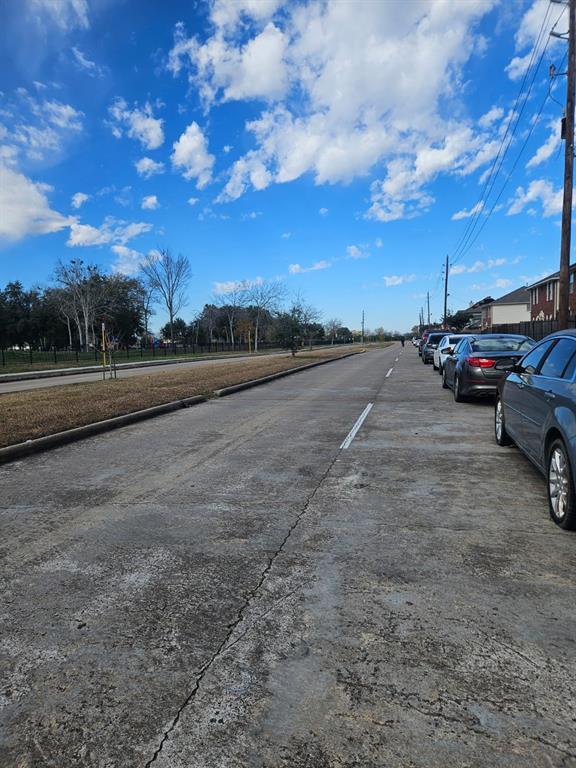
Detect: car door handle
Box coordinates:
(545, 390, 556, 401)
(516, 380, 525, 389)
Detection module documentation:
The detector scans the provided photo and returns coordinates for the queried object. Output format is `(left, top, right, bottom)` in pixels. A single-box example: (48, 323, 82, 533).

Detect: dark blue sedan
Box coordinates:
(495, 330, 576, 529)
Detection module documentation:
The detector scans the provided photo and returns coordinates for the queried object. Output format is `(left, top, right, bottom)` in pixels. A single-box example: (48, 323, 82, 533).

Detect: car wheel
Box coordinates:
(438, 364, 443, 376)
(495, 397, 512, 446)
(432, 361, 438, 371)
(453, 375, 466, 402)
(547, 438, 576, 530)
(442, 367, 449, 389)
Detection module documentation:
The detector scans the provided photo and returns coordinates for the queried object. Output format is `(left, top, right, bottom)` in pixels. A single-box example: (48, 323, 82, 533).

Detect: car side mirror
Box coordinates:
(511, 363, 523, 374)
(444, 347, 453, 355)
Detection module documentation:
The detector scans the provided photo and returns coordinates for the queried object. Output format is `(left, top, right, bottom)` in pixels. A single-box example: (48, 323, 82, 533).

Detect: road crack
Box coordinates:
(143, 447, 343, 767)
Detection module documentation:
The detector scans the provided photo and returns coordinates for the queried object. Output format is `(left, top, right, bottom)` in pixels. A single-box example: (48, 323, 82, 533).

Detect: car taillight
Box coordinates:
(466, 356, 495, 368)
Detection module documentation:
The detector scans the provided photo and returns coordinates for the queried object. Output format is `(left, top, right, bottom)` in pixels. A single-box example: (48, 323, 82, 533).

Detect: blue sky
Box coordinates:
(0, 0, 571, 332)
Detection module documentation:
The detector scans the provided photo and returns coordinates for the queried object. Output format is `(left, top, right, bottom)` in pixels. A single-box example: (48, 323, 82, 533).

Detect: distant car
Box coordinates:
(495, 330, 576, 529)
(412, 337, 420, 346)
(421, 331, 449, 365)
(433, 333, 470, 373)
(442, 334, 535, 401)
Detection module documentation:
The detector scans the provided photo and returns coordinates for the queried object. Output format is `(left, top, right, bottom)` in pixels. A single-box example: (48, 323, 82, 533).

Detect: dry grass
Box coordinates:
(0, 349, 362, 448)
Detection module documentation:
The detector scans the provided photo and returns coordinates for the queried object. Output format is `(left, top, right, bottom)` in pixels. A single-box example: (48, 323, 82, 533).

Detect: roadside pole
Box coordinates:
(557, 0, 575, 329)
(443, 254, 449, 327)
(101, 323, 107, 381)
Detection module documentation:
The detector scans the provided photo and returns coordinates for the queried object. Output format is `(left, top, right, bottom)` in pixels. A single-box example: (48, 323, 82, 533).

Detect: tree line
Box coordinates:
(1, 250, 362, 351)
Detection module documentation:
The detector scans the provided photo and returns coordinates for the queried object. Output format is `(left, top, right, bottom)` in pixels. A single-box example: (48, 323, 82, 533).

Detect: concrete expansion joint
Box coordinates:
(143, 448, 343, 767)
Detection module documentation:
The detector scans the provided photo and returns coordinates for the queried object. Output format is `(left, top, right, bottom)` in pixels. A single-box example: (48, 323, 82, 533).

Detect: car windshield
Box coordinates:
(470, 337, 534, 353)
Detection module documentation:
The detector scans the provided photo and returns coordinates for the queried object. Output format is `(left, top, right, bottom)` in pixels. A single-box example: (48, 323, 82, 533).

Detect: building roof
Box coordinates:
(490, 286, 531, 306)
(528, 264, 576, 289)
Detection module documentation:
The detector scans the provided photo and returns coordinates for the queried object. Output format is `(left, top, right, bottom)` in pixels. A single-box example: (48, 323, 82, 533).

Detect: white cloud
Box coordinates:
(451, 201, 484, 220)
(526, 120, 561, 169)
(0, 164, 74, 242)
(374, 238, 383, 248)
(30, 0, 89, 31)
(169, 19, 287, 105)
(478, 106, 504, 129)
(319, 207, 329, 216)
(2, 91, 83, 163)
(288, 260, 331, 274)
(71, 47, 104, 77)
(383, 274, 416, 287)
(108, 98, 164, 150)
(169, 2, 500, 214)
(187, 197, 200, 206)
(506, 0, 564, 80)
(213, 276, 262, 295)
(450, 264, 467, 275)
(346, 244, 368, 260)
(111, 245, 144, 276)
(67, 217, 152, 247)
(135, 156, 165, 178)
(71, 192, 89, 209)
(171, 122, 215, 188)
(281, 231, 291, 239)
(141, 195, 159, 210)
(507, 179, 563, 218)
(494, 278, 512, 289)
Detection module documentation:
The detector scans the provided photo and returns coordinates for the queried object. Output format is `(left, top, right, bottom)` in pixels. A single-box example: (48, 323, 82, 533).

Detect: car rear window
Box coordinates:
(448, 336, 463, 344)
(427, 334, 447, 344)
(471, 338, 534, 353)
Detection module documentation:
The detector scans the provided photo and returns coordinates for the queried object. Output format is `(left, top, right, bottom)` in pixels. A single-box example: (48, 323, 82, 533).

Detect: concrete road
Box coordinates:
(2, 345, 576, 767)
(0, 351, 292, 394)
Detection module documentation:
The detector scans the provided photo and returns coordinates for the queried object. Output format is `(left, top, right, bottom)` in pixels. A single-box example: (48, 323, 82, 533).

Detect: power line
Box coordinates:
(449, 1, 566, 271)
(451, 1, 563, 267)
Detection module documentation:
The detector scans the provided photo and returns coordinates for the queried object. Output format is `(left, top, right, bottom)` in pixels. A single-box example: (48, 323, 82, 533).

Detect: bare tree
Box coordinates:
(294, 297, 322, 349)
(141, 249, 191, 347)
(55, 259, 103, 350)
(248, 279, 286, 352)
(325, 317, 342, 345)
(214, 282, 248, 348)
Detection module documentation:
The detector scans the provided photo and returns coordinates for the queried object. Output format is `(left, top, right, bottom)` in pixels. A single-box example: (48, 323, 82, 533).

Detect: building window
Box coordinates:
(531, 288, 538, 305)
(546, 282, 554, 302)
(571, 273, 576, 293)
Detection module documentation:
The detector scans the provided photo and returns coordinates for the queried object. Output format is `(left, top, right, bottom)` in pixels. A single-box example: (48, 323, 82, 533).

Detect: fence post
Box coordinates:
(76, 349, 79, 363)
(53, 347, 57, 364)
(1, 349, 4, 367)
(29, 348, 33, 365)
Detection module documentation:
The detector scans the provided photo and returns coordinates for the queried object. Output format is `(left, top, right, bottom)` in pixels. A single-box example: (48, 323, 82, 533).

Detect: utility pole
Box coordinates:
(556, 0, 576, 328)
(443, 254, 449, 327)
(427, 292, 431, 326)
(361, 310, 365, 344)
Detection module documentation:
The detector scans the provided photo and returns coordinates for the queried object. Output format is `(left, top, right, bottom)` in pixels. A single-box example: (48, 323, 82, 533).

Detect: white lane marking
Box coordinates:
(340, 403, 374, 450)
(386, 367, 394, 378)
(394, 357, 399, 362)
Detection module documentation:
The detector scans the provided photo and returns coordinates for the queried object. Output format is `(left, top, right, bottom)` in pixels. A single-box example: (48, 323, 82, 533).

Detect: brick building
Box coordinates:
(528, 267, 576, 320)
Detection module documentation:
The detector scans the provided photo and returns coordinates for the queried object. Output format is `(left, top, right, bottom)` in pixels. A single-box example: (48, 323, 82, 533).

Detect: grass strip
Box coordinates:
(0, 349, 364, 449)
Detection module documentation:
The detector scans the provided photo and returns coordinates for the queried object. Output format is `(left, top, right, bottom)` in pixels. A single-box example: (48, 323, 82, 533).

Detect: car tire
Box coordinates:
(441, 367, 449, 389)
(432, 361, 438, 371)
(438, 364, 443, 376)
(453, 375, 466, 402)
(547, 438, 576, 530)
(494, 397, 512, 446)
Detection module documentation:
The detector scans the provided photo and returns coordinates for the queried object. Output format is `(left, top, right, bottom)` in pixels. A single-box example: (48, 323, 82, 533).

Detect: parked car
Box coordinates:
(442, 334, 535, 401)
(421, 331, 450, 365)
(418, 330, 430, 357)
(433, 334, 470, 373)
(495, 330, 576, 530)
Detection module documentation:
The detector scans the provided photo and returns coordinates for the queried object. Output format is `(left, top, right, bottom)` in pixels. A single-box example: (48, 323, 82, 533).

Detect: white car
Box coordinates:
(433, 334, 470, 373)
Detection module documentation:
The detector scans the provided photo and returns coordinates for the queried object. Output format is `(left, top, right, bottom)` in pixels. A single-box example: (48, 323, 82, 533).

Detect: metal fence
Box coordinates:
(485, 319, 576, 341)
(0, 339, 349, 369)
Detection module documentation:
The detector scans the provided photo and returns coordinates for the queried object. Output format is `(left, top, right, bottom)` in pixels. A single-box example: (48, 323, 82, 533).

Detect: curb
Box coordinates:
(214, 351, 362, 397)
(0, 351, 363, 465)
(0, 395, 206, 465)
